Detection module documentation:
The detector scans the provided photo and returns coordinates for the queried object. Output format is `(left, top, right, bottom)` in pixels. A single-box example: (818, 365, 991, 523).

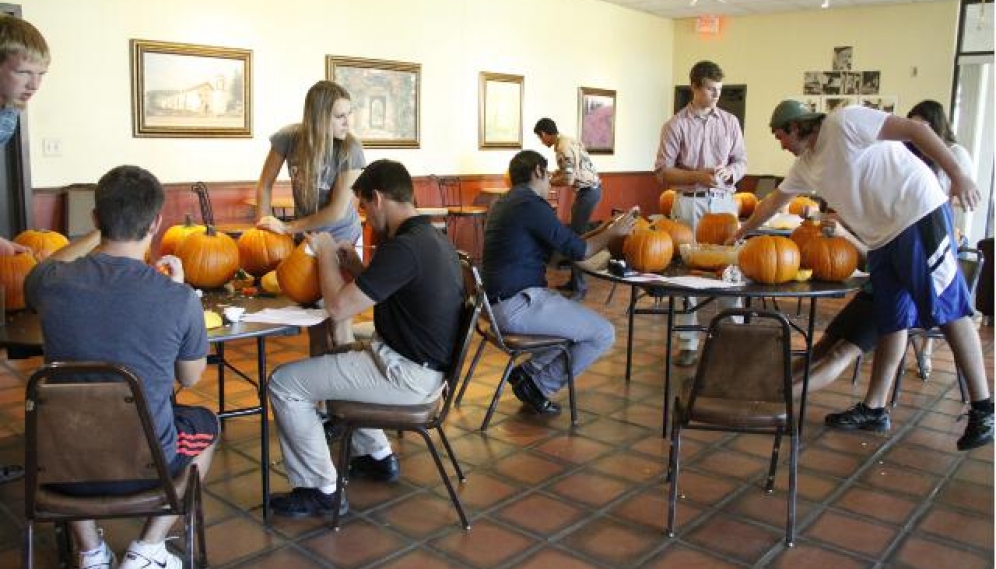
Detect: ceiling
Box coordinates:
(596, 0, 950, 19)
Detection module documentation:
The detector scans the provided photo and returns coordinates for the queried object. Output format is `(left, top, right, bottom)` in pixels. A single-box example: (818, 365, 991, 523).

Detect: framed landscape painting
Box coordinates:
(479, 72, 523, 149)
(326, 56, 420, 148)
(578, 87, 616, 154)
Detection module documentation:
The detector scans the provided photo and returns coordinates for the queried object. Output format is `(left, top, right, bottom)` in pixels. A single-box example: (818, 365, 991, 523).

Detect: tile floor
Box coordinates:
(0, 272, 992, 568)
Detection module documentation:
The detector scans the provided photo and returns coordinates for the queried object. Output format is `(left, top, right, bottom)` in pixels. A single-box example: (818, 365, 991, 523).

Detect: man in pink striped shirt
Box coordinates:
(654, 60, 746, 367)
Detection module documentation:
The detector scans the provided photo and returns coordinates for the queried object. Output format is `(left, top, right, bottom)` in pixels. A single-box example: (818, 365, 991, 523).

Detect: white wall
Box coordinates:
(20, 0, 674, 187)
(671, 1, 960, 176)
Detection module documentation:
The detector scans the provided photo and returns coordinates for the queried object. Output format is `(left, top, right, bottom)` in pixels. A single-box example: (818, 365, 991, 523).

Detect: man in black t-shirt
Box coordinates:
(268, 159, 463, 518)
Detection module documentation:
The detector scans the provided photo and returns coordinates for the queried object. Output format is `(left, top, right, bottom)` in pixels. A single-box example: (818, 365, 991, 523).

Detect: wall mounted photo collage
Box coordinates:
(798, 46, 897, 115)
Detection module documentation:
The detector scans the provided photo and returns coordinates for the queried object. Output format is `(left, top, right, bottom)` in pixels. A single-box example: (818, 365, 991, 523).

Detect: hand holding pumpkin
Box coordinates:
(607, 212, 636, 238)
(0, 237, 30, 256)
(256, 215, 287, 235)
(335, 242, 363, 277)
(304, 232, 337, 261)
(155, 255, 185, 284)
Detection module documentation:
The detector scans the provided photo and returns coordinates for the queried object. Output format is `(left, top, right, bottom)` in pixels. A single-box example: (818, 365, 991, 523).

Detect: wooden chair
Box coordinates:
(23, 362, 207, 569)
(432, 176, 487, 261)
(667, 309, 798, 546)
(454, 262, 578, 431)
(190, 181, 255, 236)
(328, 254, 482, 530)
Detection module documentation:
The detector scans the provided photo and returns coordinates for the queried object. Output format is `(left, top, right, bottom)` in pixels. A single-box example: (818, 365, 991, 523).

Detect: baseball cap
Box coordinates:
(769, 100, 825, 130)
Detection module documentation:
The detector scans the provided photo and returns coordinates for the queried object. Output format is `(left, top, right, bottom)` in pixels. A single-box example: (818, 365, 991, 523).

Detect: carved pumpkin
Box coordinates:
(623, 229, 673, 273)
(738, 235, 800, 284)
(261, 270, 282, 294)
(788, 195, 820, 217)
(695, 213, 739, 245)
(801, 236, 859, 282)
(608, 216, 652, 259)
(175, 226, 240, 288)
(659, 189, 677, 217)
(733, 192, 759, 218)
(651, 218, 693, 249)
(790, 218, 823, 252)
(277, 242, 321, 305)
(0, 252, 37, 310)
(14, 229, 69, 260)
(160, 214, 207, 256)
(237, 228, 294, 277)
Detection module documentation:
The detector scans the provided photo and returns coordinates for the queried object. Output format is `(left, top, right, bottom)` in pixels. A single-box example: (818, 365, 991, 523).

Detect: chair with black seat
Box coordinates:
(328, 254, 482, 531)
(191, 181, 255, 237)
(454, 262, 577, 432)
(433, 175, 488, 261)
(667, 308, 798, 547)
(23, 362, 207, 569)
(890, 246, 984, 407)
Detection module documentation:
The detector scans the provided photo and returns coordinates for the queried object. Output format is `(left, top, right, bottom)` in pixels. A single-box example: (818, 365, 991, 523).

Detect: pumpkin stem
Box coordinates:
(205, 225, 217, 237)
(183, 213, 195, 227)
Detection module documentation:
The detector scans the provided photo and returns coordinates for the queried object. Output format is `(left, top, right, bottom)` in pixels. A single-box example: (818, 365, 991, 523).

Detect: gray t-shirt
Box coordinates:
(270, 123, 366, 242)
(25, 254, 209, 460)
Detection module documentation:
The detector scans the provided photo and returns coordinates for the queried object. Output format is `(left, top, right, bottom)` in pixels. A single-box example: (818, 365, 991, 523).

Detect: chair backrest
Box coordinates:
(432, 175, 463, 208)
(190, 181, 216, 226)
(463, 255, 513, 352)
(24, 362, 182, 515)
(957, 246, 984, 298)
(685, 309, 794, 416)
(753, 175, 780, 200)
(65, 183, 97, 239)
(436, 254, 484, 421)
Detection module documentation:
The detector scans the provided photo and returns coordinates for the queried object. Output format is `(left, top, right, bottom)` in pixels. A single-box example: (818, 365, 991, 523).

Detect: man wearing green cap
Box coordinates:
(735, 100, 991, 451)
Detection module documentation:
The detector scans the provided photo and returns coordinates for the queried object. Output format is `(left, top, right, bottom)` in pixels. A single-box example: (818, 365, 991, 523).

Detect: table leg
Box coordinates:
(216, 343, 226, 430)
(625, 285, 637, 381)
(663, 296, 675, 438)
(257, 336, 271, 524)
(798, 299, 818, 436)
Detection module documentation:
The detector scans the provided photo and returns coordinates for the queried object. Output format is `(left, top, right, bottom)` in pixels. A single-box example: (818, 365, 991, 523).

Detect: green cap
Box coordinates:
(769, 99, 824, 130)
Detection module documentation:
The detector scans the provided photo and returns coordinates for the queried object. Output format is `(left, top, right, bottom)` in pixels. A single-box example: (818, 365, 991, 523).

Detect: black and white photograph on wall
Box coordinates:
(842, 72, 861, 95)
(803, 71, 824, 95)
(833, 46, 853, 71)
(822, 72, 842, 95)
(860, 71, 880, 95)
(825, 96, 857, 113)
(800, 96, 823, 113)
(859, 96, 897, 113)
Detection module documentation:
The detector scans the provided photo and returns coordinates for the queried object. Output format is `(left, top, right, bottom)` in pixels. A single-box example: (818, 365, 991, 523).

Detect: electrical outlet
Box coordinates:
(42, 138, 61, 157)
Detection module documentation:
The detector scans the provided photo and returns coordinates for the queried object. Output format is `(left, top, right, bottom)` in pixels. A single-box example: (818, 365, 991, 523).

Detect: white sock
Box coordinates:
(369, 447, 393, 460)
(79, 541, 108, 557)
(318, 484, 337, 495)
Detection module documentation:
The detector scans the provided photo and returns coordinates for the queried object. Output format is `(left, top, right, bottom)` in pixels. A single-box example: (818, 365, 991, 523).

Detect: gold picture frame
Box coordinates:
(478, 72, 523, 149)
(130, 40, 252, 138)
(578, 87, 616, 155)
(326, 56, 421, 148)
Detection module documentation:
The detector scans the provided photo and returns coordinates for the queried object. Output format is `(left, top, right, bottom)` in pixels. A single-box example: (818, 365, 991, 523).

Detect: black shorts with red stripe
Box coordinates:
(46, 404, 218, 497)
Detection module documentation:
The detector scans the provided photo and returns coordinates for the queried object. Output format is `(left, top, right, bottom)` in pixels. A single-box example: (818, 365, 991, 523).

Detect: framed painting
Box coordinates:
(478, 72, 523, 149)
(326, 56, 420, 148)
(578, 87, 616, 154)
(130, 40, 252, 138)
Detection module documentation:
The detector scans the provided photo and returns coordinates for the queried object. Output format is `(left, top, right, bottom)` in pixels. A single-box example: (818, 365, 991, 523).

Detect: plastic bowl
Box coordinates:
(679, 243, 742, 270)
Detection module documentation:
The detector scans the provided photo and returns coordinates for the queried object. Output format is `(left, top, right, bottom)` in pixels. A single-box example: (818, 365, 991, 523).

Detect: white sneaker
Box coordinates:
(77, 540, 116, 569)
(118, 540, 182, 569)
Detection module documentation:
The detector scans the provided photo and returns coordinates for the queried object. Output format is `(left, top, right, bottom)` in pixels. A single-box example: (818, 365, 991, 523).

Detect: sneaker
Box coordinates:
(270, 487, 348, 518)
(510, 373, 562, 416)
(957, 408, 994, 451)
(78, 541, 116, 569)
(825, 403, 890, 433)
(119, 540, 180, 569)
(349, 454, 400, 482)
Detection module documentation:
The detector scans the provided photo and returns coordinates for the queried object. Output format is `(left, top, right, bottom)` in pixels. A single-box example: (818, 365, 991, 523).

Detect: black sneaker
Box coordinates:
(510, 372, 562, 416)
(349, 454, 400, 482)
(957, 408, 994, 451)
(270, 487, 348, 518)
(825, 403, 890, 433)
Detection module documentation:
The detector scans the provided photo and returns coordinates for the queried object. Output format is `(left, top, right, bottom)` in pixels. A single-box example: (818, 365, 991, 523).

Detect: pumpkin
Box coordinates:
(175, 226, 240, 288)
(695, 213, 739, 245)
(237, 228, 294, 277)
(651, 218, 693, 249)
(733, 192, 759, 218)
(160, 214, 206, 256)
(14, 229, 69, 260)
(801, 236, 859, 282)
(738, 235, 800, 284)
(276, 242, 321, 305)
(659, 189, 677, 217)
(261, 270, 282, 294)
(622, 229, 673, 273)
(0, 252, 37, 310)
(789, 218, 823, 252)
(608, 216, 652, 259)
(788, 195, 820, 217)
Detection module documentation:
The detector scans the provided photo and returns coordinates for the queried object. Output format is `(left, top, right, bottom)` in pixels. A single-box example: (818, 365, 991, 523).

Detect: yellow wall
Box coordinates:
(672, 1, 959, 176)
(20, 0, 673, 187)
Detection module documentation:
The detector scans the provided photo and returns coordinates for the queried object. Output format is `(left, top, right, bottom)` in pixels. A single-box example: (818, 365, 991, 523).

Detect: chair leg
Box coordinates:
(666, 419, 682, 538)
(435, 425, 466, 482)
(956, 369, 968, 403)
(332, 428, 354, 531)
(766, 429, 783, 493)
(55, 521, 72, 569)
(786, 424, 799, 547)
(850, 353, 863, 385)
(455, 336, 487, 406)
(911, 337, 929, 381)
(480, 360, 515, 432)
(417, 429, 470, 530)
(23, 520, 33, 569)
(890, 337, 914, 408)
(194, 475, 208, 568)
(604, 282, 617, 306)
(562, 347, 578, 427)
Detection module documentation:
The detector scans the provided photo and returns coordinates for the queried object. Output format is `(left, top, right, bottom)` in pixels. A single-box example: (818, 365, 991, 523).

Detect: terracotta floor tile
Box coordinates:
(952, 458, 994, 486)
(935, 478, 993, 515)
(916, 504, 994, 550)
(559, 516, 661, 567)
(805, 510, 899, 557)
(686, 514, 783, 563)
(881, 444, 959, 475)
(857, 463, 941, 498)
(693, 449, 769, 480)
(728, 490, 816, 530)
(589, 451, 665, 483)
(487, 451, 569, 485)
(441, 471, 517, 510)
(612, 487, 703, 532)
(300, 518, 410, 568)
(832, 486, 919, 525)
(429, 519, 537, 568)
(224, 546, 331, 569)
(767, 543, 874, 569)
(373, 493, 466, 539)
(514, 547, 605, 569)
(892, 535, 991, 569)
(372, 547, 468, 569)
(493, 492, 588, 535)
(548, 470, 630, 507)
(639, 544, 743, 569)
(670, 469, 739, 506)
(800, 446, 863, 478)
(533, 434, 615, 464)
(204, 516, 284, 567)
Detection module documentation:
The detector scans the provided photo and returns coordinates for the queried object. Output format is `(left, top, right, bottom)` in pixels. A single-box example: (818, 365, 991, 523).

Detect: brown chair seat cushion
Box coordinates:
(677, 396, 787, 429)
(484, 327, 571, 351)
(447, 206, 488, 216)
(331, 399, 441, 429)
(34, 466, 193, 519)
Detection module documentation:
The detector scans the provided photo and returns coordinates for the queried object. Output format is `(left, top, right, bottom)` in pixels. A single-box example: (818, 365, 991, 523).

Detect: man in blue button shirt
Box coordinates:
(482, 150, 634, 414)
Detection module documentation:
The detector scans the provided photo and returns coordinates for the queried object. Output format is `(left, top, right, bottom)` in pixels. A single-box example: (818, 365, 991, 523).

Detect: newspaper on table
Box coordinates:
(241, 306, 329, 327)
(624, 273, 743, 289)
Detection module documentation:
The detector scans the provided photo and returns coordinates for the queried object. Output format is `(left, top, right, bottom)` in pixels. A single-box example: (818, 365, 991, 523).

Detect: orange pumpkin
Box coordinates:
(175, 226, 240, 288)
(276, 242, 321, 305)
(651, 218, 693, 249)
(788, 196, 820, 217)
(623, 229, 673, 272)
(789, 218, 823, 252)
(801, 236, 859, 282)
(695, 213, 739, 245)
(733, 192, 759, 218)
(608, 216, 652, 259)
(160, 214, 207, 256)
(14, 229, 69, 260)
(659, 189, 677, 217)
(0, 252, 37, 310)
(738, 235, 800, 284)
(237, 228, 294, 277)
